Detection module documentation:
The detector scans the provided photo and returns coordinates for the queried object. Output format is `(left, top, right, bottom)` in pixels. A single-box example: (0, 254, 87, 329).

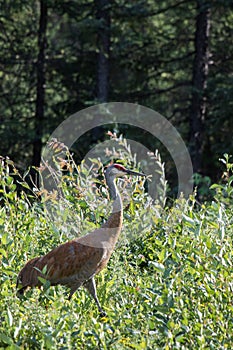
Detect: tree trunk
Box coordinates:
(189, 0, 210, 174)
(95, 0, 111, 102)
(32, 0, 47, 181)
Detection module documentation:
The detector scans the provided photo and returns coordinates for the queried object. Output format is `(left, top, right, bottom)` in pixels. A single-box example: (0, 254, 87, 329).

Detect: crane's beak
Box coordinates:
(126, 169, 146, 177)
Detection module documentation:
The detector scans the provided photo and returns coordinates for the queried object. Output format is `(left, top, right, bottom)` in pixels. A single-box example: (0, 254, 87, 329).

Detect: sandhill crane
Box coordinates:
(17, 164, 145, 316)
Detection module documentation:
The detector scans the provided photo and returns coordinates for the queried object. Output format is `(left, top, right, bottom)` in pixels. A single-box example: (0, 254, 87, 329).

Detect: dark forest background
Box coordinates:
(0, 0, 233, 191)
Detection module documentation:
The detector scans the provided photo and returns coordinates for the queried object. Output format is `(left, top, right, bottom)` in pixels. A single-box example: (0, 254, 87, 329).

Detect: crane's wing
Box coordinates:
(17, 238, 108, 293)
(44, 240, 106, 285)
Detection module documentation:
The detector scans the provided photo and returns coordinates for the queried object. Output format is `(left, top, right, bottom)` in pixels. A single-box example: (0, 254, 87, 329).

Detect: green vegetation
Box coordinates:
(1, 142, 233, 349)
(0, 0, 233, 180)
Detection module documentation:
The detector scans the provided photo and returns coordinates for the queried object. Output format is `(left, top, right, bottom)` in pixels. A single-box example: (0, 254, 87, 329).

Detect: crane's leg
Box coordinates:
(68, 282, 82, 300)
(84, 277, 106, 317)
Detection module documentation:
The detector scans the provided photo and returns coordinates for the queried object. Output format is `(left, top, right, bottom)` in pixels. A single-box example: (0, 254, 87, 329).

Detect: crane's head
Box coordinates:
(104, 163, 146, 179)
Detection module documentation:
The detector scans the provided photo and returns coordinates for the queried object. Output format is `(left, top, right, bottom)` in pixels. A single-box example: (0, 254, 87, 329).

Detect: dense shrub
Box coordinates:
(0, 146, 233, 349)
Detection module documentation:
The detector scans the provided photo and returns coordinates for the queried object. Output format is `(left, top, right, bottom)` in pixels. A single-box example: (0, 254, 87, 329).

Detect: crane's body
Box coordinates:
(17, 164, 145, 315)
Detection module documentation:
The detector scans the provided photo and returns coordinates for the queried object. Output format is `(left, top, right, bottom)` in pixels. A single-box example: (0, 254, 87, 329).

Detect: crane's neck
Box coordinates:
(106, 175, 123, 212)
(101, 175, 123, 242)
(78, 174, 123, 251)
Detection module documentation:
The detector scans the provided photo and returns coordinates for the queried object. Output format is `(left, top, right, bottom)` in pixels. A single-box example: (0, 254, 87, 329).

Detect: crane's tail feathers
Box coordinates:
(16, 256, 43, 295)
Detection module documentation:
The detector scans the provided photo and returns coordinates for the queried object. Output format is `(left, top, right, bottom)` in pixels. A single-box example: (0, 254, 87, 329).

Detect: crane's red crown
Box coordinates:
(113, 164, 127, 171)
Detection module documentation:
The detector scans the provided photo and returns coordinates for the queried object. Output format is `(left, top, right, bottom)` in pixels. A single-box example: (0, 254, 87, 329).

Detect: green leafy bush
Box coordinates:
(0, 144, 233, 349)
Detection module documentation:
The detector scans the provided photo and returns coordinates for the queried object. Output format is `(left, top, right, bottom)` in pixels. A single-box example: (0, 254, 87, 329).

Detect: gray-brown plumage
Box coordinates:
(17, 164, 145, 315)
